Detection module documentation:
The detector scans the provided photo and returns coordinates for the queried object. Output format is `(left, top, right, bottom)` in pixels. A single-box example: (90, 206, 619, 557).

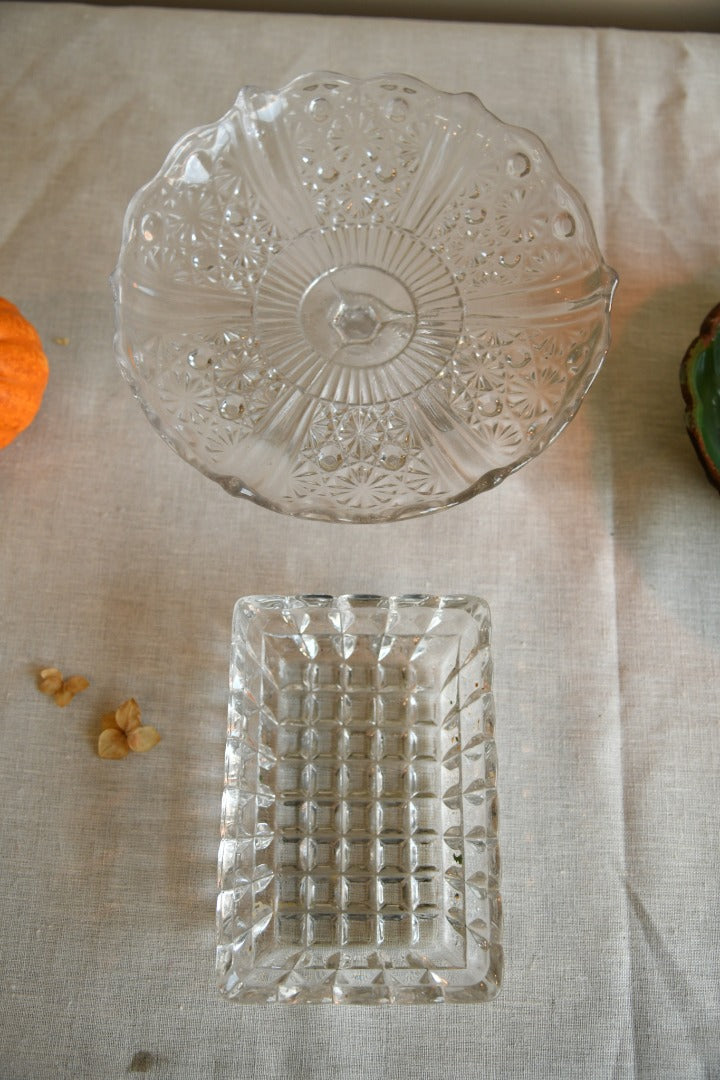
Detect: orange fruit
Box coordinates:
(0, 297, 49, 449)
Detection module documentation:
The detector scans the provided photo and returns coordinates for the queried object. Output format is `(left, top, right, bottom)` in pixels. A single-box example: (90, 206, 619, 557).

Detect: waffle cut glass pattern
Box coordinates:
(216, 594, 501, 1004)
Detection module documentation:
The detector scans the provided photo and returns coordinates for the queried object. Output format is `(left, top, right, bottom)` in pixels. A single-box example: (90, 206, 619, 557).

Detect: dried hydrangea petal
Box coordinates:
(127, 725, 161, 753)
(53, 686, 75, 707)
(39, 667, 62, 678)
(98, 728, 130, 759)
(115, 698, 141, 733)
(63, 675, 89, 695)
(39, 668, 63, 695)
(100, 712, 121, 732)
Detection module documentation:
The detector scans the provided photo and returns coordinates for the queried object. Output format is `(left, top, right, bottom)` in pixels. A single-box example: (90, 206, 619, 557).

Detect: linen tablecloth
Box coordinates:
(1, 3, 719, 1076)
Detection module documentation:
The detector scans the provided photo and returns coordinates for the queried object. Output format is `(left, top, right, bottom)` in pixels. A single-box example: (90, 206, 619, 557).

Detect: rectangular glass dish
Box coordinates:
(216, 594, 502, 1004)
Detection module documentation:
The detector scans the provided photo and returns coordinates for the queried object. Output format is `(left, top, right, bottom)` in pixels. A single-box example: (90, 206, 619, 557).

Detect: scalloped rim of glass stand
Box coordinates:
(112, 72, 618, 524)
(217, 593, 502, 1004)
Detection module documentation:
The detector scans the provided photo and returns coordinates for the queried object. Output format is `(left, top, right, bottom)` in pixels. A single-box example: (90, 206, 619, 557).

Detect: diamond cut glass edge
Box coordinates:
(217, 593, 502, 1004)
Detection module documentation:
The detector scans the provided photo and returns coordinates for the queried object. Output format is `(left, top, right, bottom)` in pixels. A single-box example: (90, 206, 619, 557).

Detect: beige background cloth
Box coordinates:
(1, 3, 719, 1077)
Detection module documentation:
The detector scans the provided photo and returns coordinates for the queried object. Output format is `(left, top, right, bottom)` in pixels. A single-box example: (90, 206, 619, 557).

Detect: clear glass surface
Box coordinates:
(112, 72, 617, 523)
(217, 594, 501, 1004)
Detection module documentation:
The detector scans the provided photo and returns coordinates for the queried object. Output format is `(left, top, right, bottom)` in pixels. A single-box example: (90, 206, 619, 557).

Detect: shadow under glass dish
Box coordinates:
(111, 71, 617, 523)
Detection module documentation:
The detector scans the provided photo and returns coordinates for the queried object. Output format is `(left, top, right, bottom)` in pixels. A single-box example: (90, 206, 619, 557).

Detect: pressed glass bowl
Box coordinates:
(112, 72, 617, 523)
(680, 301, 720, 493)
(217, 594, 501, 1004)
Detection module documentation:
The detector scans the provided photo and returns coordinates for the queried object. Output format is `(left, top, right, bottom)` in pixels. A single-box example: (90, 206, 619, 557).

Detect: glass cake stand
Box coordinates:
(112, 71, 616, 525)
(111, 72, 617, 1003)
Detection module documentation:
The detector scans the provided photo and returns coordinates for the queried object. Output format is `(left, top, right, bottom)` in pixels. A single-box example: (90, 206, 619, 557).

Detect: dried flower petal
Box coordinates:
(115, 698, 141, 733)
(127, 725, 161, 753)
(100, 712, 120, 732)
(98, 727, 130, 759)
(63, 675, 89, 695)
(39, 668, 63, 695)
(53, 686, 75, 707)
(39, 667, 90, 707)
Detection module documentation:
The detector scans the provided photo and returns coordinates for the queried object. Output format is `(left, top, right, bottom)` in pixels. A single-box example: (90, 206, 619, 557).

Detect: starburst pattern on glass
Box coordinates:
(217, 594, 501, 1005)
(112, 73, 617, 522)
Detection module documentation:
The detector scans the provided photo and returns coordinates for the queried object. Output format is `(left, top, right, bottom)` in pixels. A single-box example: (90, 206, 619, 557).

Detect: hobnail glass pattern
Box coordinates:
(217, 594, 501, 1005)
(112, 73, 616, 522)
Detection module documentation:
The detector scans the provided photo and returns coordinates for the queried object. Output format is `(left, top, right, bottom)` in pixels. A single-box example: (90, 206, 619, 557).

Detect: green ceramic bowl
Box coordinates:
(680, 301, 720, 494)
